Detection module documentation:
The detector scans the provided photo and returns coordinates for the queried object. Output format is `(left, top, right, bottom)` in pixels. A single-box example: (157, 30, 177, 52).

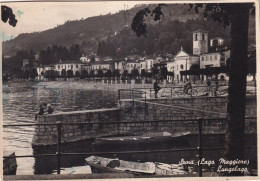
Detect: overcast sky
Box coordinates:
(1, 1, 145, 40)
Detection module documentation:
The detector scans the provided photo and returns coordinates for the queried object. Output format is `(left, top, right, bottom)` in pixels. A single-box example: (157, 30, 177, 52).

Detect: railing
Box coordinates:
(118, 89, 148, 109)
(121, 84, 255, 99)
(3, 117, 257, 177)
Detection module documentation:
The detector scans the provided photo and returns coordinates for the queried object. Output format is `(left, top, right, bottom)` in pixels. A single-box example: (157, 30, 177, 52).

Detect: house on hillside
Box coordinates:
(80, 56, 91, 63)
(210, 37, 225, 47)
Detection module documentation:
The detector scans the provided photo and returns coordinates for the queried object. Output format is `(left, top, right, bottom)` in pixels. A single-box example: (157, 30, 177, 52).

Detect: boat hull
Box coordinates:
(94, 132, 190, 147)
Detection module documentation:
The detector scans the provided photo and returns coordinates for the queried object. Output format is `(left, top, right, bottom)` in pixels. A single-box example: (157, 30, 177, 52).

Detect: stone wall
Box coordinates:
(33, 95, 256, 146)
(32, 108, 120, 146)
(119, 95, 256, 135)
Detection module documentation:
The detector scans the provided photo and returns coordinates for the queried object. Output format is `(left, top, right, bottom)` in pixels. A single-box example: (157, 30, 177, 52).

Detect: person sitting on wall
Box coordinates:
(47, 104, 54, 114)
(35, 104, 45, 119)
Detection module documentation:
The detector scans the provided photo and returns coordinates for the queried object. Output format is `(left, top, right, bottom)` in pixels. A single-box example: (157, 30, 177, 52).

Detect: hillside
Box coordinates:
(3, 4, 202, 56)
(2, 4, 255, 57)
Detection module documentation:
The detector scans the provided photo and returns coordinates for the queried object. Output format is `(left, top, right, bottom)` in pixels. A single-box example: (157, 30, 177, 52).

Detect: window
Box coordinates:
(215, 55, 218, 60)
(180, 64, 184, 69)
(195, 34, 198, 41)
(71, 65, 73, 69)
(202, 57, 204, 61)
(202, 33, 205, 41)
(210, 56, 212, 61)
(58, 65, 60, 69)
(76, 65, 78, 68)
(177, 65, 178, 70)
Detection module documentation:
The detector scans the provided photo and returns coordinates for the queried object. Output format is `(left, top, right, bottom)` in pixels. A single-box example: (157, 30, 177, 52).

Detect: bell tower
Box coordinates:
(192, 29, 208, 55)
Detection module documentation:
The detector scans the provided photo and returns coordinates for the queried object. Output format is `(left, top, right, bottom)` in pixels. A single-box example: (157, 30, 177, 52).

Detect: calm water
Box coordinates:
(3, 82, 117, 175)
(3, 82, 257, 175)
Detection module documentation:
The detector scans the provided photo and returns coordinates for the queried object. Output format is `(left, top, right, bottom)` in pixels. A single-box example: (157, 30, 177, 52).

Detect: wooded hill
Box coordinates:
(2, 4, 255, 57)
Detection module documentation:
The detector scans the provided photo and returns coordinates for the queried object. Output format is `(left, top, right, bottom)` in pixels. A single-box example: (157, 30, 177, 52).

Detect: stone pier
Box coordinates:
(32, 95, 256, 146)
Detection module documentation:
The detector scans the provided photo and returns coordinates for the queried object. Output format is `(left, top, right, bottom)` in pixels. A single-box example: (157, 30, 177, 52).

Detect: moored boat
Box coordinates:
(94, 131, 190, 146)
(85, 156, 188, 176)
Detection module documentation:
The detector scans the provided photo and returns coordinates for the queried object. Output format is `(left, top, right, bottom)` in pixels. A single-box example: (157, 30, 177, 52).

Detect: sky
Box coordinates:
(1, 1, 144, 41)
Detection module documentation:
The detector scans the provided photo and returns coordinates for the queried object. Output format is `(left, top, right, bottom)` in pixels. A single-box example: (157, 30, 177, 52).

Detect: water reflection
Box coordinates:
(3, 82, 117, 175)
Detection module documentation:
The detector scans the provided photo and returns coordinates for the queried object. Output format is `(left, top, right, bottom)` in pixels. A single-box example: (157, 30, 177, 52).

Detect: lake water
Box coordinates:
(3, 82, 257, 175)
(3, 82, 118, 175)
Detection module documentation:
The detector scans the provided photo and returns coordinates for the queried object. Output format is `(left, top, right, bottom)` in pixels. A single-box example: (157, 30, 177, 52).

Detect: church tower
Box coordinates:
(192, 29, 208, 55)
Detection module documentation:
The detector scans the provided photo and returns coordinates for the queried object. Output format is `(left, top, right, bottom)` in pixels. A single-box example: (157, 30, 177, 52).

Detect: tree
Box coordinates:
(75, 71, 80, 77)
(141, 69, 147, 77)
(1, 5, 18, 27)
(98, 69, 103, 78)
(81, 69, 88, 78)
(29, 68, 38, 80)
(61, 69, 66, 77)
(114, 69, 120, 79)
(132, 3, 255, 175)
(151, 66, 159, 78)
(160, 66, 168, 80)
(131, 68, 139, 79)
(67, 70, 74, 77)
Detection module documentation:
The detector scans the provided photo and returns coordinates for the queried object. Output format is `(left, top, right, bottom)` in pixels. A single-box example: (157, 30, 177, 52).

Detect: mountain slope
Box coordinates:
(2, 4, 255, 57)
(2, 4, 202, 56)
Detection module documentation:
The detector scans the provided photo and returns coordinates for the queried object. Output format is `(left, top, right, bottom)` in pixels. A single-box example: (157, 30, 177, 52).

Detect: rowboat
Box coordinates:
(85, 156, 188, 176)
(94, 131, 190, 146)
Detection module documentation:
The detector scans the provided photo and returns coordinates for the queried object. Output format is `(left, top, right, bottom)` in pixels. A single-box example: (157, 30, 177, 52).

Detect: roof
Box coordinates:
(56, 61, 82, 64)
(126, 60, 140, 63)
(192, 29, 209, 33)
(92, 61, 113, 65)
(82, 63, 92, 66)
(174, 48, 190, 58)
(139, 60, 146, 63)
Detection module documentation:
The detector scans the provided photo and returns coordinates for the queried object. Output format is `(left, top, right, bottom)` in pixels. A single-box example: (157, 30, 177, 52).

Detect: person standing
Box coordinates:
(153, 80, 161, 98)
(206, 79, 212, 95)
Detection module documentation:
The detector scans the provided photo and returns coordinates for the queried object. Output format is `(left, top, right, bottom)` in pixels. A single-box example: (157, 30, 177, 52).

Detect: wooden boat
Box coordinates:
(94, 131, 190, 146)
(85, 156, 188, 176)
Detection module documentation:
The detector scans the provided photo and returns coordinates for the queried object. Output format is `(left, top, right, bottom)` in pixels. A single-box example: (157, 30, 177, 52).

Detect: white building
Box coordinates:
(145, 59, 158, 73)
(139, 60, 147, 74)
(81, 63, 92, 74)
(91, 61, 114, 75)
(173, 47, 200, 81)
(114, 60, 126, 74)
(55, 61, 84, 75)
(210, 37, 225, 47)
(126, 60, 140, 74)
(80, 56, 91, 63)
(200, 50, 230, 69)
